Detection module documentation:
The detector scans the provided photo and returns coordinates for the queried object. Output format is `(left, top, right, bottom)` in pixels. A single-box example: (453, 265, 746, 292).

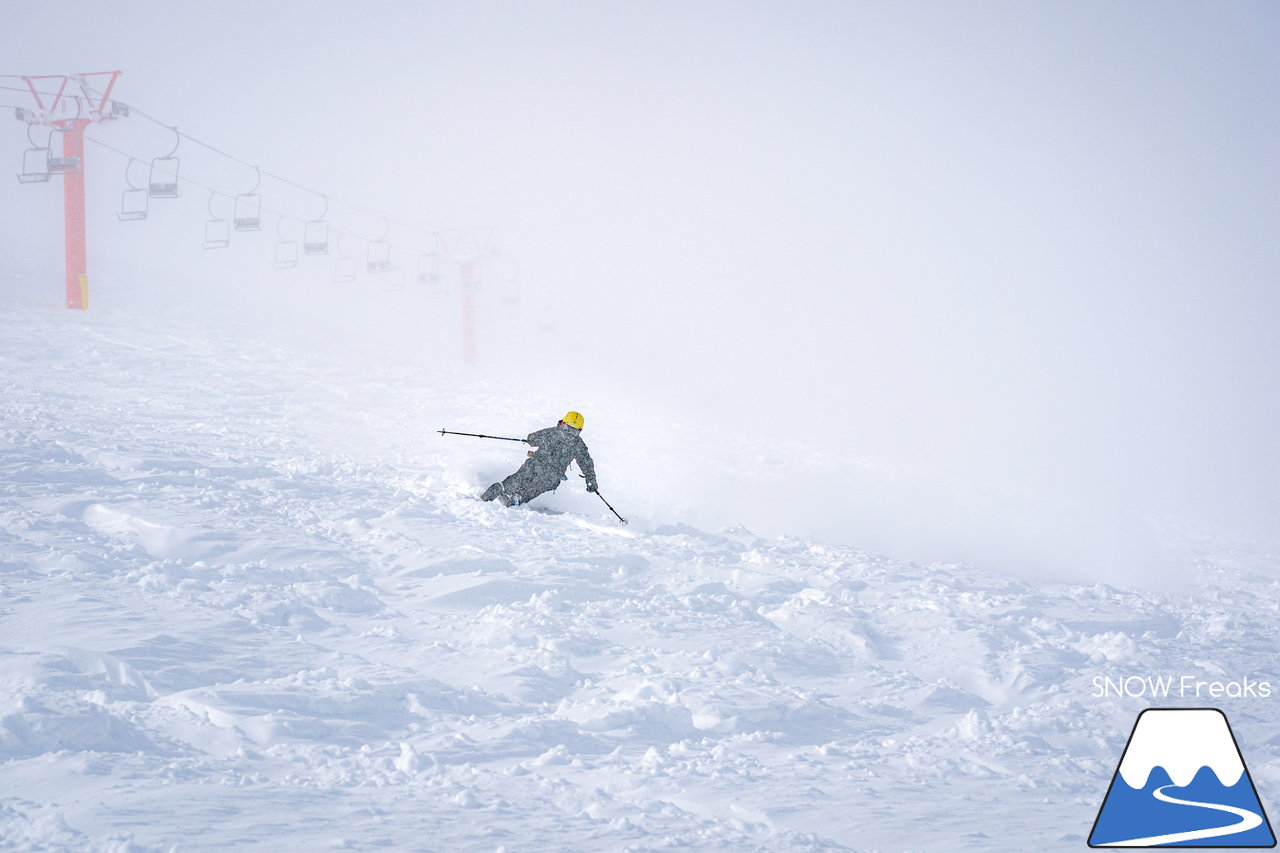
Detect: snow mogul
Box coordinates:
(480, 411, 598, 507)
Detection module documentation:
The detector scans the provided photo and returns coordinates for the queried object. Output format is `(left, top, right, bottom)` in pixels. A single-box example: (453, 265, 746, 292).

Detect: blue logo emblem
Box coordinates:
(1090, 708, 1275, 847)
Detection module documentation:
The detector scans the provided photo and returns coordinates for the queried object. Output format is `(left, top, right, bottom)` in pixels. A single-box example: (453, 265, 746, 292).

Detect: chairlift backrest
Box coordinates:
(117, 187, 148, 221)
(149, 156, 180, 198)
(233, 193, 262, 231)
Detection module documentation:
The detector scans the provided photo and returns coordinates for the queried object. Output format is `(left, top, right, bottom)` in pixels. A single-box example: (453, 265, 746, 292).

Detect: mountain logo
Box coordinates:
(1089, 708, 1276, 847)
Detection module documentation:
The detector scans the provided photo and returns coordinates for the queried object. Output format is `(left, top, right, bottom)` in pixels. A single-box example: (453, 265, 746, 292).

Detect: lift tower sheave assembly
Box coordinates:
(14, 71, 125, 310)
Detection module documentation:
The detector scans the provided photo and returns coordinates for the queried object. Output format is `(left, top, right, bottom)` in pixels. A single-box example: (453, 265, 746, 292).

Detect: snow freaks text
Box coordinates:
(1092, 675, 1273, 700)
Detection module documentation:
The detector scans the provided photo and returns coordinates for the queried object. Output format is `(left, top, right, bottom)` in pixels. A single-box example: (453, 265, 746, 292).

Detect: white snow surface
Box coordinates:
(3, 275, 1280, 852)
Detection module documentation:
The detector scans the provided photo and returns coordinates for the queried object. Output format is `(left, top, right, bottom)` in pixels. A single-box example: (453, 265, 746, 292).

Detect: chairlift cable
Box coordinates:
(80, 132, 439, 257)
(76, 81, 484, 240)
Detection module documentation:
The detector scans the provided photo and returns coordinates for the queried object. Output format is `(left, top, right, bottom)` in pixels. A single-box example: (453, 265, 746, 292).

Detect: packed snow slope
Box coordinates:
(3, 275, 1280, 852)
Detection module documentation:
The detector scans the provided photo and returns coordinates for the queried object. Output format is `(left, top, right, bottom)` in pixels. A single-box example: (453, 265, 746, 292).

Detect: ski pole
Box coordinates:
(438, 429, 528, 443)
(593, 490, 628, 525)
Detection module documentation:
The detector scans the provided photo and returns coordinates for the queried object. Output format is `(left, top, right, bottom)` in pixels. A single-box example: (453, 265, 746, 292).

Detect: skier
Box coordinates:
(480, 411, 598, 507)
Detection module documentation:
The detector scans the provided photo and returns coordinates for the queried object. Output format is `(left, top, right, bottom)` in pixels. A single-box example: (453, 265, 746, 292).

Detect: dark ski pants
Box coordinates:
(482, 465, 559, 506)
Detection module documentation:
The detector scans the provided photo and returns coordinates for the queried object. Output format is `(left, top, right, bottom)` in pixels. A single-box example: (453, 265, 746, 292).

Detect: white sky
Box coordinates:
(3, 1, 1278, 582)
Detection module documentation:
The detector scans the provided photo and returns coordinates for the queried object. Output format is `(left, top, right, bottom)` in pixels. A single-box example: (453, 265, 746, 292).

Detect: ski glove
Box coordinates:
(586, 483, 598, 493)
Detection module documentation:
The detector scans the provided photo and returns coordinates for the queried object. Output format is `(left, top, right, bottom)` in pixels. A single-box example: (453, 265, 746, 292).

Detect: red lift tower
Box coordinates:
(15, 72, 125, 309)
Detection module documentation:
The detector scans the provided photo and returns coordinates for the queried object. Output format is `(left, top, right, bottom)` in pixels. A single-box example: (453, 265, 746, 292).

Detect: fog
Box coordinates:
(4, 1, 1279, 586)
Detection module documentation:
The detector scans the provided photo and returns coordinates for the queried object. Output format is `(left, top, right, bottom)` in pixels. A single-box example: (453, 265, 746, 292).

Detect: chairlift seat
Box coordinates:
(385, 268, 406, 291)
(48, 157, 80, 174)
(117, 188, 149, 221)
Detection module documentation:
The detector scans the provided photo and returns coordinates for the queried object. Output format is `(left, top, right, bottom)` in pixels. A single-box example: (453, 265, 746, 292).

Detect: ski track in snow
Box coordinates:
(2, 285, 1280, 851)
(1103, 784, 1263, 846)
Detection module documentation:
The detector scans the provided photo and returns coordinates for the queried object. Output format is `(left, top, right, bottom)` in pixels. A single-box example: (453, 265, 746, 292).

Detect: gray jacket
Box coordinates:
(524, 424, 597, 491)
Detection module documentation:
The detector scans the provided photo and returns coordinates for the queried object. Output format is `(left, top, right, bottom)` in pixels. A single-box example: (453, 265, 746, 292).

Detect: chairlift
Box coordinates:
(234, 167, 262, 231)
(368, 242, 392, 273)
(116, 159, 148, 221)
(334, 235, 356, 283)
(203, 193, 230, 249)
(385, 267, 406, 291)
(493, 251, 520, 304)
(17, 145, 51, 183)
(43, 125, 80, 173)
(417, 253, 445, 294)
(234, 194, 262, 231)
(460, 260, 481, 293)
(204, 219, 231, 249)
(273, 216, 298, 270)
(148, 126, 181, 198)
(48, 155, 80, 175)
(367, 218, 391, 272)
(118, 188, 148, 221)
(303, 195, 329, 255)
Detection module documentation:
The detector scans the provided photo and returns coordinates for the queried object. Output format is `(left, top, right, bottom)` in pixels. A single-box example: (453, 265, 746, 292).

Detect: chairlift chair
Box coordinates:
(303, 219, 329, 255)
(500, 280, 520, 305)
(204, 219, 231, 249)
(334, 255, 357, 283)
(273, 217, 298, 269)
(17, 146, 51, 183)
(116, 159, 149, 221)
(117, 188, 149, 221)
(460, 261, 481, 293)
(367, 240, 392, 273)
(367, 219, 391, 272)
(417, 253, 445, 294)
(233, 166, 262, 231)
(48, 155, 80, 175)
(202, 193, 230, 249)
(149, 127, 181, 198)
(385, 267, 406, 291)
(48, 128, 80, 174)
(148, 156, 180, 198)
(233, 193, 262, 231)
(274, 240, 298, 269)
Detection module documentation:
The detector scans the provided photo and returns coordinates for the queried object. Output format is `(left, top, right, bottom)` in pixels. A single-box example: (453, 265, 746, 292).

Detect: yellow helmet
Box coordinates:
(561, 410, 585, 430)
